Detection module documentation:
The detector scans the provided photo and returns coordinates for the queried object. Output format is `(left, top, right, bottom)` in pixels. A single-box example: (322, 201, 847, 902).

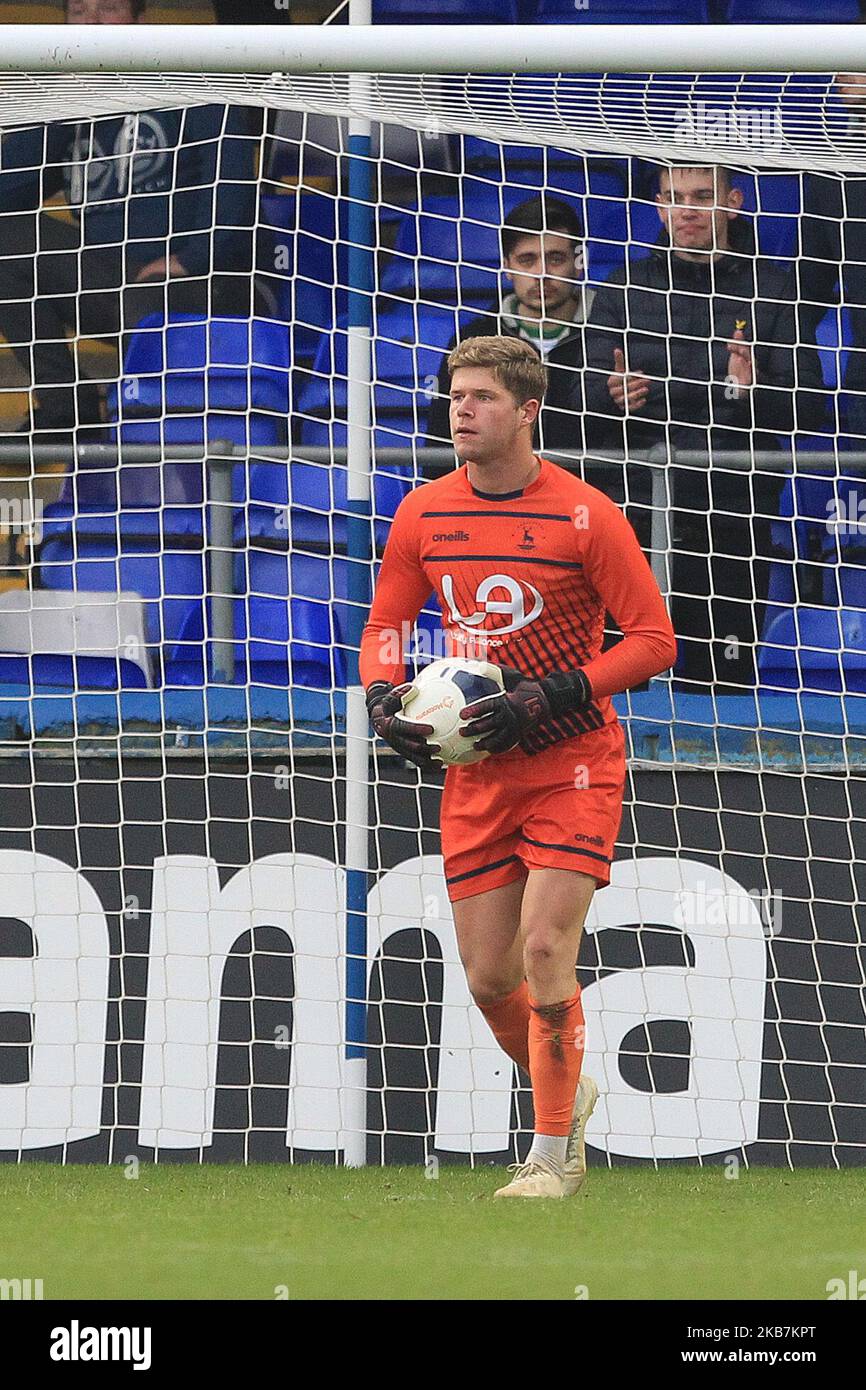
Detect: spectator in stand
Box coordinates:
(584, 163, 826, 690)
(0, 0, 263, 442)
(426, 195, 590, 457)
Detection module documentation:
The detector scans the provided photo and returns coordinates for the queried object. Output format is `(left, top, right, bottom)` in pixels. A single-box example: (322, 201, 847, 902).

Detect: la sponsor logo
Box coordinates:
(49, 1320, 152, 1371)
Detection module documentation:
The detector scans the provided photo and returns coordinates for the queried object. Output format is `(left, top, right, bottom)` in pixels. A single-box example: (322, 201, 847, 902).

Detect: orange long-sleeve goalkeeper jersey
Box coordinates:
(359, 455, 677, 748)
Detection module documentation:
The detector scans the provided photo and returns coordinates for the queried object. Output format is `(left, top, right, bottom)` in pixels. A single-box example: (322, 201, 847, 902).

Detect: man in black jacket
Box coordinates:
(585, 164, 827, 689)
(0, 0, 262, 441)
(426, 195, 589, 458)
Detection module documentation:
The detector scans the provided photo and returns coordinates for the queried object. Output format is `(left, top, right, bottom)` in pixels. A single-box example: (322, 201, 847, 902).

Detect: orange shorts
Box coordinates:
(440, 718, 626, 903)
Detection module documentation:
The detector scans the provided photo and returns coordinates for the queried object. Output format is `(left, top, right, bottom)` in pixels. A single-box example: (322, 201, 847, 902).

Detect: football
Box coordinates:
(398, 658, 506, 766)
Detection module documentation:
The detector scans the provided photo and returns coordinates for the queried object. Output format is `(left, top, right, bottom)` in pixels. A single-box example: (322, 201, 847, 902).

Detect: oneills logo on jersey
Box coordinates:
(442, 573, 544, 635)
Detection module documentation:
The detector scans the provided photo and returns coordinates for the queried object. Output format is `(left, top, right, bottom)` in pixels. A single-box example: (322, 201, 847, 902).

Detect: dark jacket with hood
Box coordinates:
(0, 106, 260, 280)
(425, 289, 591, 453)
(583, 218, 827, 457)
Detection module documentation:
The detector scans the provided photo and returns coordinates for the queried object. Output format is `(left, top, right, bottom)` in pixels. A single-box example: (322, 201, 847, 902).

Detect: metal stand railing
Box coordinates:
(8, 437, 863, 684)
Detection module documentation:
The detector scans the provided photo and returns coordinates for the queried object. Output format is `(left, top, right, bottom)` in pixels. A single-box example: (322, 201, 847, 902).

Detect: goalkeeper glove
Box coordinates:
(365, 681, 440, 769)
(460, 666, 593, 755)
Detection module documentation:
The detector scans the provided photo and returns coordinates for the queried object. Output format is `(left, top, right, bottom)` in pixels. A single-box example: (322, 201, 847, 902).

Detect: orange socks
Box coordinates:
(477, 982, 586, 1141)
(527, 988, 585, 1136)
(477, 980, 531, 1072)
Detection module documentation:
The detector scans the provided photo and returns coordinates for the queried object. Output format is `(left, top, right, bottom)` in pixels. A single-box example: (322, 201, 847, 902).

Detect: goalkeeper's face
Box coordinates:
(449, 368, 539, 465)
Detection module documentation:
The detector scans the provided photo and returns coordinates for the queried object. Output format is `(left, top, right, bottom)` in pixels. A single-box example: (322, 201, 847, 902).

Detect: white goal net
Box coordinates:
(0, 31, 863, 1168)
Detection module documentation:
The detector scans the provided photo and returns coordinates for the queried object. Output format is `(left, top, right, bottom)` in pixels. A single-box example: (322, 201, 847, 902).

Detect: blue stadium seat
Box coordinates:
(381, 197, 503, 306)
(382, 185, 601, 303)
(459, 139, 591, 197)
(765, 466, 866, 628)
(814, 306, 852, 396)
(749, 174, 801, 262)
(260, 190, 347, 366)
(727, 0, 858, 19)
(758, 607, 866, 695)
(107, 314, 290, 452)
(296, 305, 456, 447)
(39, 537, 206, 653)
(373, 0, 518, 18)
(626, 197, 664, 259)
(116, 315, 290, 410)
(242, 459, 413, 548)
(46, 465, 211, 520)
(0, 654, 149, 691)
(536, 0, 708, 20)
(164, 593, 345, 690)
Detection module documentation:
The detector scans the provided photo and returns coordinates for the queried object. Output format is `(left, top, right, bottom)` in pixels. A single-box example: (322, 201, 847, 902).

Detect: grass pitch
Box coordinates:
(0, 1164, 861, 1301)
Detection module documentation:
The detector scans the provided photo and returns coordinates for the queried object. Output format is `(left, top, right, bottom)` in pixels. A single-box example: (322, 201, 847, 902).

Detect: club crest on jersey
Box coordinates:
(441, 573, 544, 635)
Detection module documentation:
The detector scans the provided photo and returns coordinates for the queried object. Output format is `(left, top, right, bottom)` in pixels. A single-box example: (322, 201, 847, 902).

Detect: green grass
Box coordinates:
(0, 1164, 862, 1301)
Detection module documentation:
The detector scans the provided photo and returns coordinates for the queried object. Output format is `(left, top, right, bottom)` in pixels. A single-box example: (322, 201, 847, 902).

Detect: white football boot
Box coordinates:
(562, 1074, 599, 1197)
(494, 1157, 565, 1199)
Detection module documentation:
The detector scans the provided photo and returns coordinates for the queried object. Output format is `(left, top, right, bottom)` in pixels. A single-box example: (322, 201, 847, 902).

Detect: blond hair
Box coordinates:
(447, 335, 547, 407)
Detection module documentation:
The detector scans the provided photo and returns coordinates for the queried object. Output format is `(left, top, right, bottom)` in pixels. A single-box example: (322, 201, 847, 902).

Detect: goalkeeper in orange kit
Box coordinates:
(360, 337, 677, 1198)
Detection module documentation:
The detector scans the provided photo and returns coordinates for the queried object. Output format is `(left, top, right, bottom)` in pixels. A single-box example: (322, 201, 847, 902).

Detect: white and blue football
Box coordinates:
(399, 658, 505, 766)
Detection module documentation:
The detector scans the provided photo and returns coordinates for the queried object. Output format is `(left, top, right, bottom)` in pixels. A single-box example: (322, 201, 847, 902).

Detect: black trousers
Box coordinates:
(0, 211, 257, 430)
(583, 455, 781, 693)
(669, 465, 782, 692)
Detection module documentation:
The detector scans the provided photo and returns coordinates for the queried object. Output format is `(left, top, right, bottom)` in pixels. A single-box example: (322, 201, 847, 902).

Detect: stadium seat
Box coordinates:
(751, 174, 801, 262)
(243, 458, 413, 549)
(373, 0, 518, 19)
(164, 592, 345, 690)
(115, 314, 290, 412)
(0, 589, 152, 691)
(260, 189, 348, 366)
(296, 304, 457, 447)
(757, 607, 866, 695)
(107, 313, 290, 454)
(536, 0, 708, 21)
(814, 306, 852, 397)
(0, 653, 150, 691)
(727, 0, 858, 19)
(765, 466, 866, 627)
(39, 532, 206, 656)
(459, 139, 591, 197)
(381, 196, 504, 306)
(382, 184, 603, 304)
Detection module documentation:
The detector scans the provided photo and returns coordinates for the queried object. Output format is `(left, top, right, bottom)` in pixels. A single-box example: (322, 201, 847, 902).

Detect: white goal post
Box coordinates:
(1, 22, 866, 74)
